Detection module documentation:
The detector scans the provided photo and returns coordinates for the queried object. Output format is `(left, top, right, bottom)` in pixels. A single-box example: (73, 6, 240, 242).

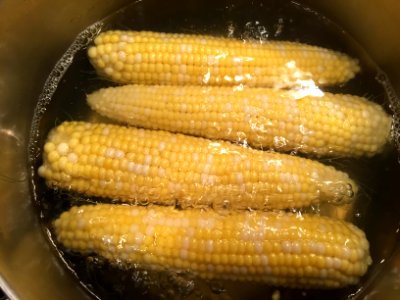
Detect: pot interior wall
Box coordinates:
(0, 0, 399, 299)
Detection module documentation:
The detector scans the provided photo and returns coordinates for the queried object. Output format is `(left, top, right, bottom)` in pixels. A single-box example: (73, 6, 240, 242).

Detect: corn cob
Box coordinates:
(38, 121, 357, 210)
(87, 85, 392, 157)
(54, 204, 371, 288)
(87, 30, 360, 87)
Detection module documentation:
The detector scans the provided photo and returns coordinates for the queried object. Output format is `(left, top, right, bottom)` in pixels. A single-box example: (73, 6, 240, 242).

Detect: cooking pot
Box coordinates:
(1, 0, 400, 299)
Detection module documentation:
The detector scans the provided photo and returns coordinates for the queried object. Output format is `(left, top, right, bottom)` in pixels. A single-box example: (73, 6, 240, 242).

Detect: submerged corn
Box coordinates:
(88, 85, 392, 157)
(54, 204, 371, 288)
(38, 121, 357, 210)
(87, 30, 360, 87)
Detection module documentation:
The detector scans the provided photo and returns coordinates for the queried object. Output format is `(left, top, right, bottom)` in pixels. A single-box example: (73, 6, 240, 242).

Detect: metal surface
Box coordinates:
(0, 0, 399, 299)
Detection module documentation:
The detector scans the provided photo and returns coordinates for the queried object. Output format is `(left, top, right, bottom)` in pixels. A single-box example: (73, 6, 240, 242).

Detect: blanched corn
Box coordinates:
(54, 204, 371, 288)
(87, 30, 360, 87)
(38, 121, 357, 210)
(87, 85, 391, 157)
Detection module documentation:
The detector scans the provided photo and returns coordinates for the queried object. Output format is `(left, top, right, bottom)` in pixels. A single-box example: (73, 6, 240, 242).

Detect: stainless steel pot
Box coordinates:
(0, 0, 399, 299)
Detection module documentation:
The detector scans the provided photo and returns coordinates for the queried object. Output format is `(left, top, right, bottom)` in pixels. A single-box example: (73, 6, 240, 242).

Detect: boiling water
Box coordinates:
(28, 0, 400, 299)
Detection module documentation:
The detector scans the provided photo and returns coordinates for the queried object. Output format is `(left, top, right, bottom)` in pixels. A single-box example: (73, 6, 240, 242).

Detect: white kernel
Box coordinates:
(201, 174, 208, 185)
(198, 218, 215, 229)
(203, 163, 211, 174)
(282, 241, 292, 253)
(145, 226, 155, 236)
(67, 153, 78, 163)
(102, 54, 110, 62)
(102, 127, 110, 135)
(207, 154, 214, 164)
(316, 243, 325, 255)
(233, 155, 242, 163)
(127, 162, 136, 172)
(186, 227, 195, 237)
(292, 242, 301, 254)
(164, 218, 171, 227)
(206, 240, 214, 252)
(105, 67, 113, 75)
(235, 172, 244, 184)
(158, 142, 166, 151)
(134, 233, 144, 245)
(280, 173, 289, 182)
(181, 218, 189, 227)
(77, 219, 85, 228)
(192, 153, 199, 161)
(114, 181, 122, 190)
(57, 143, 69, 155)
(134, 53, 142, 63)
(182, 237, 190, 249)
(143, 165, 149, 176)
(135, 164, 143, 175)
(130, 209, 139, 216)
(326, 257, 333, 268)
(333, 258, 342, 269)
(255, 242, 263, 253)
(208, 175, 216, 185)
(120, 34, 129, 42)
(180, 44, 187, 52)
(118, 51, 126, 61)
(178, 74, 185, 83)
(175, 54, 182, 64)
(291, 174, 299, 183)
(115, 150, 125, 159)
(99, 180, 107, 187)
(208, 55, 216, 65)
(173, 219, 181, 227)
(180, 249, 189, 259)
(158, 168, 166, 177)
(362, 110, 370, 118)
(105, 147, 115, 158)
(343, 247, 351, 258)
(261, 255, 269, 265)
(225, 103, 233, 112)
(264, 266, 272, 274)
(232, 266, 240, 274)
(180, 103, 187, 112)
(318, 224, 327, 233)
(179, 64, 187, 73)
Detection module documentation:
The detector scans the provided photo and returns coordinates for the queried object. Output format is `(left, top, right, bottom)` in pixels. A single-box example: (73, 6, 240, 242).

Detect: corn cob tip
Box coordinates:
(320, 181, 357, 206)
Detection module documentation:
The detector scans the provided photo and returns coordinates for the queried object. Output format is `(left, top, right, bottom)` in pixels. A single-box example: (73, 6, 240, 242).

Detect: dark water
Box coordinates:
(28, 0, 400, 299)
